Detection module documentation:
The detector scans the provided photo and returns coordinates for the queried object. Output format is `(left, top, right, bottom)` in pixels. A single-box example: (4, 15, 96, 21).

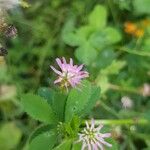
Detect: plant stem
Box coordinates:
(117, 47, 150, 57)
(92, 119, 149, 125)
(99, 100, 120, 118)
(109, 83, 141, 95)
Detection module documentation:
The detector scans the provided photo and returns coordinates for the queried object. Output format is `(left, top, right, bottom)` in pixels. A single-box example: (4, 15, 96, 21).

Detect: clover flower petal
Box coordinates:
(51, 57, 89, 90)
(77, 119, 112, 150)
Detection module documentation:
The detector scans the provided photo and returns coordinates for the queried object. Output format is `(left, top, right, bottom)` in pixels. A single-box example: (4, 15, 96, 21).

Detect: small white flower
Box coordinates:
(121, 96, 133, 109)
(77, 119, 112, 150)
(0, 0, 19, 10)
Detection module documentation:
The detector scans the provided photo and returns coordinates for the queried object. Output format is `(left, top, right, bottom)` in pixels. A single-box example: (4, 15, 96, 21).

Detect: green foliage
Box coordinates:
(28, 125, 55, 143)
(62, 4, 122, 65)
(88, 5, 107, 29)
(101, 60, 126, 75)
(38, 87, 67, 121)
(21, 94, 57, 124)
(0, 0, 150, 149)
(53, 140, 72, 150)
(133, 0, 150, 15)
(51, 92, 67, 121)
(96, 60, 126, 94)
(0, 123, 22, 150)
(72, 142, 82, 150)
(75, 43, 98, 65)
(65, 80, 100, 122)
(27, 125, 58, 150)
(38, 87, 55, 105)
(62, 19, 83, 47)
(21, 83, 100, 149)
(29, 130, 57, 150)
(89, 27, 121, 50)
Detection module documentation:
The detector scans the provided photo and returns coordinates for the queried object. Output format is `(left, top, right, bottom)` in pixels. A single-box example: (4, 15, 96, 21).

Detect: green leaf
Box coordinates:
(51, 92, 67, 121)
(89, 27, 122, 50)
(75, 43, 98, 65)
(21, 93, 57, 124)
(62, 19, 84, 46)
(65, 81, 91, 122)
(29, 131, 57, 150)
(70, 116, 81, 133)
(38, 88, 66, 121)
(104, 27, 122, 44)
(29, 125, 55, 143)
(82, 86, 100, 116)
(38, 88, 67, 121)
(38, 87, 55, 105)
(101, 60, 126, 75)
(53, 139, 72, 150)
(96, 75, 109, 94)
(89, 30, 108, 50)
(76, 25, 94, 41)
(133, 0, 150, 15)
(72, 142, 82, 150)
(88, 5, 107, 29)
(95, 60, 126, 94)
(94, 49, 116, 68)
(63, 23, 94, 47)
(62, 31, 84, 47)
(65, 81, 100, 122)
(0, 122, 22, 150)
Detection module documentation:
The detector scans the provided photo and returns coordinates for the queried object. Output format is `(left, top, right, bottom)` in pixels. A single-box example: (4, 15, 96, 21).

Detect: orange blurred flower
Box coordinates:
(124, 22, 137, 35)
(124, 21, 145, 38)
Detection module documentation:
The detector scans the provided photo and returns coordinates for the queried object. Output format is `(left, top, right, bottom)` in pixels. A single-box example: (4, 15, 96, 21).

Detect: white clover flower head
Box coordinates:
(0, 0, 19, 10)
(121, 96, 133, 109)
(50, 57, 89, 90)
(77, 119, 112, 150)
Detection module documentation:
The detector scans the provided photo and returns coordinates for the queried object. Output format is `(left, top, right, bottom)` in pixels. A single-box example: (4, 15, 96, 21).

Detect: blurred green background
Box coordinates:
(0, 0, 150, 149)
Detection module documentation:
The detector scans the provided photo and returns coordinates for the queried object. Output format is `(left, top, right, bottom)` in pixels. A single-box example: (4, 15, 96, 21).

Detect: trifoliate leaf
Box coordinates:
(75, 43, 98, 65)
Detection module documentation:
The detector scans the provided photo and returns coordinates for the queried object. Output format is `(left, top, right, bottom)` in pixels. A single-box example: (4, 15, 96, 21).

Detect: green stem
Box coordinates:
(109, 83, 141, 95)
(117, 47, 150, 57)
(135, 37, 143, 50)
(99, 100, 120, 118)
(92, 119, 149, 125)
